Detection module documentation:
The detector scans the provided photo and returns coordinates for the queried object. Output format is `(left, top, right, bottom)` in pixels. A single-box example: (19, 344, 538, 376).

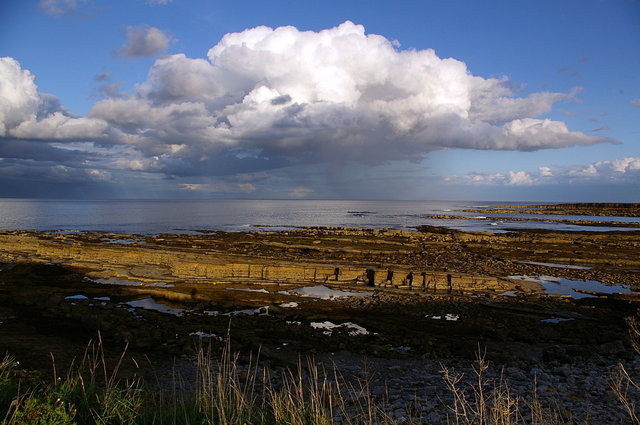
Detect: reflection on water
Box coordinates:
(120, 298, 272, 317)
(65, 294, 88, 300)
(310, 321, 372, 336)
(293, 285, 373, 299)
(509, 275, 633, 299)
(517, 260, 591, 270)
(100, 237, 145, 245)
(87, 277, 173, 287)
(226, 288, 269, 293)
(92, 277, 142, 286)
(124, 298, 185, 316)
(0, 199, 637, 234)
(541, 317, 574, 324)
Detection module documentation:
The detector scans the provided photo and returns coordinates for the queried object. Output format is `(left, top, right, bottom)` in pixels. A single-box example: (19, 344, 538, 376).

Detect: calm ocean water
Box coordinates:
(0, 199, 638, 234)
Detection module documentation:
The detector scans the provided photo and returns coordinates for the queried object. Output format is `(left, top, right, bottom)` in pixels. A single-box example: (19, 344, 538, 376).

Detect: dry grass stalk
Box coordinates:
(441, 351, 520, 425)
(611, 312, 640, 425)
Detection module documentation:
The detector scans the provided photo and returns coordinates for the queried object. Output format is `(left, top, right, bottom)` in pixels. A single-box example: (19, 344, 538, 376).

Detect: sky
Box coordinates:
(0, 0, 638, 201)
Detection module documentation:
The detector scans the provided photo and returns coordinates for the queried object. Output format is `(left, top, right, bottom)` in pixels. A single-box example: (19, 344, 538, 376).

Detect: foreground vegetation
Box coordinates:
(1, 333, 638, 425)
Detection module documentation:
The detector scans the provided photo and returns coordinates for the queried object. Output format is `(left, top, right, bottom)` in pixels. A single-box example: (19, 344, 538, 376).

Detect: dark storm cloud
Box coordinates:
(270, 94, 292, 106)
(0, 139, 96, 163)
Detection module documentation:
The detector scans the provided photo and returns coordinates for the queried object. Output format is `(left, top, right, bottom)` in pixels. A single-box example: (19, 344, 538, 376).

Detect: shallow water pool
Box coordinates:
(509, 275, 633, 299)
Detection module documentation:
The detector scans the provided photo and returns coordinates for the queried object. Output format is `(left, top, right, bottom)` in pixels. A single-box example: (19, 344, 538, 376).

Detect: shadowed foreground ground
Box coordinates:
(1, 217, 639, 423)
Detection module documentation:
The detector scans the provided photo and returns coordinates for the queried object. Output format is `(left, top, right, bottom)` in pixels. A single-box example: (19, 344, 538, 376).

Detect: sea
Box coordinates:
(0, 198, 638, 235)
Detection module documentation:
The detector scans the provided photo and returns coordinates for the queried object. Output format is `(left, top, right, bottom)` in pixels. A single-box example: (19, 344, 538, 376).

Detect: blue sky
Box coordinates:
(0, 0, 638, 200)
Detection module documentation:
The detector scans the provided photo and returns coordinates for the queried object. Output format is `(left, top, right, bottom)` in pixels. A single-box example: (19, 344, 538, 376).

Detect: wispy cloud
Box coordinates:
(93, 72, 111, 81)
(120, 25, 170, 58)
(179, 181, 256, 194)
(177, 172, 271, 194)
(445, 157, 640, 186)
(38, 0, 77, 15)
(94, 82, 127, 99)
(289, 187, 313, 198)
(557, 67, 579, 78)
(37, 0, 100, 19)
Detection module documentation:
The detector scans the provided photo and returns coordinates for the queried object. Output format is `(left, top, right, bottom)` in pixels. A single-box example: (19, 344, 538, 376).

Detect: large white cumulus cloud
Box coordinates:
(0, 57, 111, 192)
(2, 22, 618, 192)
(0, 57, 108, 140)
(0, 57, 40, 136)
(89, 21, 614, 177)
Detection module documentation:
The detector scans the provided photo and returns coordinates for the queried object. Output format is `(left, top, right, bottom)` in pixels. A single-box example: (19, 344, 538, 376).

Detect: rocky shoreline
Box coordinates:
(461, 202, 640, 217)
(1, 224, 639, 423)
(427, 214, 640, 228)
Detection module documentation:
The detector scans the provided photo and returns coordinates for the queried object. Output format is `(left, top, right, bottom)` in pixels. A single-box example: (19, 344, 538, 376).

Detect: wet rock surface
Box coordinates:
(0, 225, 639, 423)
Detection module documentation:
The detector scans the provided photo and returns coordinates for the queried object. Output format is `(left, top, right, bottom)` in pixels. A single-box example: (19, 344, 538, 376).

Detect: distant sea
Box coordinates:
(0, 199, 638, 235)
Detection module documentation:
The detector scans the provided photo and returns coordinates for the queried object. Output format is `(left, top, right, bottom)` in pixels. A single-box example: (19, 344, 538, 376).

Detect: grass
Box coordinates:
(0, 334, 636, 425)
(610, 313, 640, 425)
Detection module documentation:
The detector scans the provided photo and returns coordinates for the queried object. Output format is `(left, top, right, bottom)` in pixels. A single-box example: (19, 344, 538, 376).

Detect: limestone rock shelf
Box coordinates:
(0, 230, 514, 294)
